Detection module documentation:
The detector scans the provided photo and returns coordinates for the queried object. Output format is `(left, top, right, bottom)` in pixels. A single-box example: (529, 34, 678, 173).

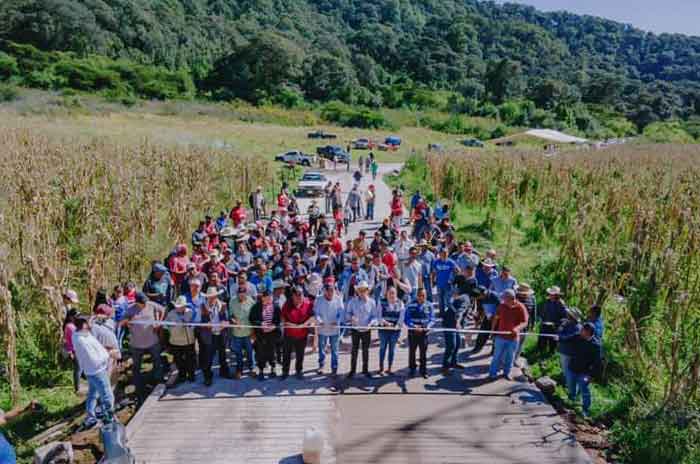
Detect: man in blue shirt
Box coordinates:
(404, 288, 434, 378)
(431, 248, 458, 312)
(587, 304, 604, 341)
(418, 241, 435, 302)
(0, 401, 38, 464)
(488, 266, 518, 301)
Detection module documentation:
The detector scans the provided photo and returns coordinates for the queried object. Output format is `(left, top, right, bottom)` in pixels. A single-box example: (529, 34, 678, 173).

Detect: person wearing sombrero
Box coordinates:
(196, 286, 231, 384)
(404, 287, 434, 378)
(557, 306, 583, 396)
(513, 283, 537, 364)
(539, 286, 567, 353)
(345, 280, 379, 379)
(165, 296, 196, 383)
(229, 284, 256, 380)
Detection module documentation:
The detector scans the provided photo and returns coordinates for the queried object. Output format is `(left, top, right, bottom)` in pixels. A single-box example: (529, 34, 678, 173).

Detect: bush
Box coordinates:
(320, 101, 387, 129)
(0, 83, 20, 102)
(611, 409, 700, 464)
(643, 121, 695, 143)
(0, 51, 19, 80)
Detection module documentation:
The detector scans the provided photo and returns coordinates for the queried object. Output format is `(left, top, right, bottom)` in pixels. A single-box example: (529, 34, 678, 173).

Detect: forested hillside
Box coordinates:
(1, 0, 700, 136)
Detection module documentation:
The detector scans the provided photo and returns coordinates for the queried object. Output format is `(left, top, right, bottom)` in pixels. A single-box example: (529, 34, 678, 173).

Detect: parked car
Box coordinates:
(296, 171, 328, 197)
(352, 138, 375, 149)
(427, 143, 444, 152)
(384, 135, 401, 146)
(274, 150, 315, 166)
(377, 143, 399, 152)
(317, 145, 351, 163)
(308, 130, 337, 139)
(461, 138, 484, 148)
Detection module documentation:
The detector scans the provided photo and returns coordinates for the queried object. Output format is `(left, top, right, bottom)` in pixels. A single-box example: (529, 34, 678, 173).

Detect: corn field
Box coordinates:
(422, 145, 700, 408)
(0, 128, 272, 401)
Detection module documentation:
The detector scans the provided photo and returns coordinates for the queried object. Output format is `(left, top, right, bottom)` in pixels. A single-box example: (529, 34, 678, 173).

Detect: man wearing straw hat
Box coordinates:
(197, 286, 231, 384)
(513, 283, 537, 364)
(229, 284, 256, 380)
(345, 280, 379, 379)
(539, 286, 567, 353)
(404, 288, 434, 378)
(165, 296, 196, 383)
(488, 289, 529, 381)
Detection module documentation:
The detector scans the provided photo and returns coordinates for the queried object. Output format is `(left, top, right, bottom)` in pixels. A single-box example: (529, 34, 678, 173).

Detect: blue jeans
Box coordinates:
(0, 432, 16, 464)
(443, 330, 459, 368)
(437, 286, 452, 311)
(489, 336, 517, 377)
(231, 336, 256, 372)
(379, 330, 401, 369)
(569, 372, 592, 414)
(560, 353, 574, 393)
(366, 202, 375, 220)
(318, 334, 339, 371)
(86, 370, 114, 421)
(423, 277, 433, 302)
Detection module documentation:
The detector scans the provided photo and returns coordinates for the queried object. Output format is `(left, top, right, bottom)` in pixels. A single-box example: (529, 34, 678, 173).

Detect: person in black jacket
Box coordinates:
(569, 322, 602, 417)
(249, 289, 282, 380)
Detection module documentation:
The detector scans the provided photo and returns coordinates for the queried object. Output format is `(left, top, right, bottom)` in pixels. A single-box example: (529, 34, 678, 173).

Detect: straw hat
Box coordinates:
(546, 286, 562, 296)
(220, 226, 237, 238)
(355, 280, 370, 291)
(516, 283, 534, 296)
(272, 279, 288, 290)
(173, 295, 188, 308)
(204, 287, 222, 298)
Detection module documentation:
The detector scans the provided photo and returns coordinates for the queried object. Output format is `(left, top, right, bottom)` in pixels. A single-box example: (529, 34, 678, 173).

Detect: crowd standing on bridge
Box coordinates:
(63, 160, 604, 432)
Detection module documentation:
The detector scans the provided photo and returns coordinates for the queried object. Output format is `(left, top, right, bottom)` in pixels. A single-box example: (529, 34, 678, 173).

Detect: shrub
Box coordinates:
(0, 52, 19, 80)
(320, 101, 387, 129)
(0, 83, 20, 102)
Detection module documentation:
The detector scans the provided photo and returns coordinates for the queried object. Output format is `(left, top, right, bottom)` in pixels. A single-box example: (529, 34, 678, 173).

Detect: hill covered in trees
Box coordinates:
(1, 0, 700, 137)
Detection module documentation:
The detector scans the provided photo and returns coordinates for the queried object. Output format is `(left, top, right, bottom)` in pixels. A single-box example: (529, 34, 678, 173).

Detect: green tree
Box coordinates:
(484, 59, 521, 104)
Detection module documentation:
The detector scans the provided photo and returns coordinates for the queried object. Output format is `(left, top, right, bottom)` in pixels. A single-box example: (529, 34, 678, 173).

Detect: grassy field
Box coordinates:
(0, 90, 475, 162)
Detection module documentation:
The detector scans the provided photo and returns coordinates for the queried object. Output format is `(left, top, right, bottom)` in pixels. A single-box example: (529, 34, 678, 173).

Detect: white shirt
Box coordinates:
(72, 330, 110, 376)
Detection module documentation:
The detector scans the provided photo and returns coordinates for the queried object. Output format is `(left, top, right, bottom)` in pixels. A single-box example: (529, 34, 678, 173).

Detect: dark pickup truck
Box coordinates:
(317, 145, 351, 163)
(307, 130, 337, 139)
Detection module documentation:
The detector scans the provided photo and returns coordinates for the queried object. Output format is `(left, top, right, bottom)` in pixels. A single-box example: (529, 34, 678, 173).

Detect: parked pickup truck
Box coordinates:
(274, 150, 315, 166)
(296, 171, 328, 197)
(351, 138, 376, 149)
(317, 145, 351, 163)
(307, 130, 337, 139)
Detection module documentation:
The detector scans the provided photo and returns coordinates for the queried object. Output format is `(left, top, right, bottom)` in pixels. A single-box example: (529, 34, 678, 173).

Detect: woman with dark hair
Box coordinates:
(250, 289, 282, 380)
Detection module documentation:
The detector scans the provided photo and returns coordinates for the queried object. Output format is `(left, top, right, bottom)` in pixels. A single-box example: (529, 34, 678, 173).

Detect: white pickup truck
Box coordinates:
(274, 150, 315, 166)
(296, 171, 328, 197)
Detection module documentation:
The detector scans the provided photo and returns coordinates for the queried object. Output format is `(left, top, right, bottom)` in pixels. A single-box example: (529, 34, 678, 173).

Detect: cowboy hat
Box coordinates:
(271, 279, 288, 290)
(219, 226, 238, 237)
(546, 286, 562, 296)
(204, 286, 222, 298)
(516, 283, 534, 296)
(62, 289, 79, 304)
(173, 295, 188, 308)
(481, 258, 496, 268)
(355, 280, 370, 291)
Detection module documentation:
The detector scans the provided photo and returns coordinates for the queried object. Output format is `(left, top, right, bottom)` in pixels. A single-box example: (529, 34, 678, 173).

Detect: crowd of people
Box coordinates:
(62, 163, 604, 433)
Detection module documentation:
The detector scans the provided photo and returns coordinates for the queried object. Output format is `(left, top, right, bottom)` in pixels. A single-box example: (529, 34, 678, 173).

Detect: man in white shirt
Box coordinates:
(72, 316, 120, 428)
(313, 279, 344, 376)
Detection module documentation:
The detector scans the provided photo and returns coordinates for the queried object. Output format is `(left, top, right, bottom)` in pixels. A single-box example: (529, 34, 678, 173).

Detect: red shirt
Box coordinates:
(330, 237, 343, 255)
(230, 206, 247, 226)
(281, 298, 313, 339)
(391, 197, 403, 217)
(493, 301, 529, 341)
(169, 255, 190, 285)
(382, 251, 398, 276)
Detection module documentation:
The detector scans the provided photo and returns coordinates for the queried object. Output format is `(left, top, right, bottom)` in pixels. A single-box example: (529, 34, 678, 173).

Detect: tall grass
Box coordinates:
(401, 146, 700, 462)
(0, 128, 272, 392)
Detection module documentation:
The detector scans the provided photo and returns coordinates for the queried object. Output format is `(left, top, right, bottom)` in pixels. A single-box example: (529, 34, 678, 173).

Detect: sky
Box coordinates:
(500, 1, 700, 37)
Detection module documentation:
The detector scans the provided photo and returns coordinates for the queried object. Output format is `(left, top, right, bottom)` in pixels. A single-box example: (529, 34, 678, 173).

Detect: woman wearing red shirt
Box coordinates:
(281, 286, 314, 379)
(390, 191, 403, 228)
